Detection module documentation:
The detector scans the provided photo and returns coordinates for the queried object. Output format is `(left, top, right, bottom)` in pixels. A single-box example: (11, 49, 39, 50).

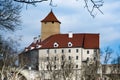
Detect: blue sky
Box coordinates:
(7, 0, 120, 58)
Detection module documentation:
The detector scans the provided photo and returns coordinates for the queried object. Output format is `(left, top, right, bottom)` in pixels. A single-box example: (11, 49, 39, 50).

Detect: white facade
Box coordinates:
(38, 47, 99, 80)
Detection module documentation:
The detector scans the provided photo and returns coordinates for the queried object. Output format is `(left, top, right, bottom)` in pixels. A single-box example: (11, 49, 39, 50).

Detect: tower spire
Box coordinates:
(41, 10, 61, 23)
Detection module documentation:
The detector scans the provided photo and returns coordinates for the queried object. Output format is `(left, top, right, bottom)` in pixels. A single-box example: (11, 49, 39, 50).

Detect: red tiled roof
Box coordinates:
(25, 33, 99, 51)
(41, 10, 61, 23)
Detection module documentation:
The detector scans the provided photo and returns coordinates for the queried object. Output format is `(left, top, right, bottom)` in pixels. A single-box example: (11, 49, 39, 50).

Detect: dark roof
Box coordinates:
(41, 10, 61, 23)
(25, 33, 99, 51)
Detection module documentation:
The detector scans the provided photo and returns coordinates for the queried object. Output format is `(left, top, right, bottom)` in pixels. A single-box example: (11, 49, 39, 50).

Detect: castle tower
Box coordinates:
(41, 10, 61, 41)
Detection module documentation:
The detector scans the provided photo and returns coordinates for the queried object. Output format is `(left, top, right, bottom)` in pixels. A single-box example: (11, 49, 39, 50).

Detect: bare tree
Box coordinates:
(83, 0, 104, 17)
(109, 46, 120, 80)
(102, 47, 113, 64)
(39, 54, 75, 80)
(13, 0, 103, 17)
(0, 0, 21, 31)
(0, 35, 25, 80)
(81, 56, 100, 80)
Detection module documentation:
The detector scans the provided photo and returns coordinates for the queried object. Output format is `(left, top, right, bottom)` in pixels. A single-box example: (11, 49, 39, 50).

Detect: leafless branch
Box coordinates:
(83, 0, 104, 17)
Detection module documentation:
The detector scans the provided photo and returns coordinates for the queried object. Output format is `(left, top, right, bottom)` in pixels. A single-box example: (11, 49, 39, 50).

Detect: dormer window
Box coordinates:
(36, 44, 41, 48)
(68, 42, 72, 47)
(54, 42, 59, 47)
(30, 47, 34, 50)
(25, 48, 28, 52)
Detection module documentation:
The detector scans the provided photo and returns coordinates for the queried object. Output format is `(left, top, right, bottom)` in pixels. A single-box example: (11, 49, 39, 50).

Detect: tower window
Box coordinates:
(52, 21, 54, 24)
(44, 22, 47, 24)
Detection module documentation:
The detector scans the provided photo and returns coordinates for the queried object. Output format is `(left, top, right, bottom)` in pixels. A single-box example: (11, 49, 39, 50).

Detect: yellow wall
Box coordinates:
(41, 22, 60, 41)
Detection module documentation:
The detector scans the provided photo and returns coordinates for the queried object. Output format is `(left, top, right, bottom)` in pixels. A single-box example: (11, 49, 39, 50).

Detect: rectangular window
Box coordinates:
(87, 57, 89, 61)
(76, 49, 79, 53)
(62, 49, 64, 53)
(68, 49, 71, 53)
(55, 56, 56, 61)
(94, 57, 96, 61)
(87, 50, 89, 54)
(76, 56, 78, 60)
(62, 55, 64, 60)
(61, 65, 63, 68)
(54, 65, 56, 69)
(47, 65, 49, 69)
(54, 49, 57, 53)
(69, 56, 71, 60)
(47, 49, 49, 54)
(76, 65, 78, 68)
(94, 49, 97, 54)
(47, 57, 49, 60)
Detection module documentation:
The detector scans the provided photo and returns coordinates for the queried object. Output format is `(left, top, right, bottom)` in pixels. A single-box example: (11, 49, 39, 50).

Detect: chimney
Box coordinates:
(33, 37, 37, 43)
(38, 35, 41, 42)
(68, 32, 73, 38)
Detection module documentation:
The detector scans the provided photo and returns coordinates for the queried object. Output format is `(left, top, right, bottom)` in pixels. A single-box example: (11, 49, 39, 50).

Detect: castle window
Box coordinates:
(76, 49, 79, 53)
(68, 49, 71, 53)
(68, 42, 72, 47)
(52, 21, 54, 24)
(94, 49, 97, 53)
(87, 57, 89, 61)
(62, 55, 64, 60)
(76, 65, 78, 68)
(62, 49, 64, 53)
(55, 56, 57, 61)
(87, 50, 89, 54)
(76, 56, 78, 60)
(54, 65, 56, 69)
(69, 56, 71, 60)
(54, 42, 59, 47)
(47, 57, 49, 60)
(47, 65, 49, 69)
(47, 49, 49, 54)
(94, 57, 96, 61)
(61, 65, 63, 68)
(54, 49, 57, 53)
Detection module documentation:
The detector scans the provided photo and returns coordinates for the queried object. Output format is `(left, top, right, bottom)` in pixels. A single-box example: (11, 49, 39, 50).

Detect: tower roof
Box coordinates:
(41, 10, 61, 23)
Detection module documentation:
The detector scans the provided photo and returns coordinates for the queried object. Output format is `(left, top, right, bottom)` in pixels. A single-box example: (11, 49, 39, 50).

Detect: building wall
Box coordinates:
(41, 22, 60, 41)
(38, 48, 99, 70)
(19, 50, 39, 70)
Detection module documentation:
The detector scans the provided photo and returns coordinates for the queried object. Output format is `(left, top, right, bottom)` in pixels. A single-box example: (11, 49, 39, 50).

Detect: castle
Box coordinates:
(19, 10, 100, 80)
